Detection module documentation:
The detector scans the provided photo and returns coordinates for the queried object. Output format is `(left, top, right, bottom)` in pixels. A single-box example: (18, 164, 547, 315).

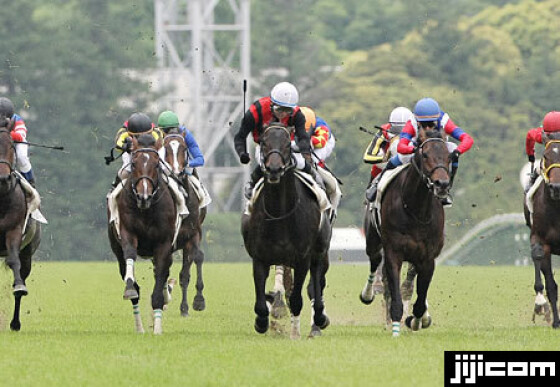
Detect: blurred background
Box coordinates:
(2, 0, 556, 264)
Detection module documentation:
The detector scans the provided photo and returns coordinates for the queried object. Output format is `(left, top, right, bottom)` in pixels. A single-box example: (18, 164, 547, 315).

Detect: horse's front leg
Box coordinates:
(531, 240, 552, 323)
(152, 245, 173, 335)
(360, 249, 383, 305)
(539, 244, 559, 328)
(179, 246, 193, 317)
(5, 228, 26, 295)
(253, 259, 270, 334)
(191, 238, 206, 312)
(121, 234, 139, 300)
(383, 249, 403, 336)
(406, 260, 434, 331)
(289, 261, 310, 340)
(308, 255, 330, 337)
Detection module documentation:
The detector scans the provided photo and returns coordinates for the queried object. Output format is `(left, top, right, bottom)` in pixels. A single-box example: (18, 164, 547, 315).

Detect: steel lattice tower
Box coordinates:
(154, 0, 250, 211)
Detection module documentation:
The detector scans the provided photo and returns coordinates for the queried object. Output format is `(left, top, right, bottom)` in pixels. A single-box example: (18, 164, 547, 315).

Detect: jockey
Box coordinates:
(234, 81, 314, 199)
(0, 97, 36, 187)
(525, 111, 560, 189)
(113, 112, 163, 185)
(364, 107, 414, 202)
(376, 98, 473, 206)
(157, 110, 205, 172)
(300, 106, 342, 220)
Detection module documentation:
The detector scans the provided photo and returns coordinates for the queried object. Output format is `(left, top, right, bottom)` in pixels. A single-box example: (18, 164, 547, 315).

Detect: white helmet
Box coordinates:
(389, 106, 414, 134)
(270, 82, 299, 108)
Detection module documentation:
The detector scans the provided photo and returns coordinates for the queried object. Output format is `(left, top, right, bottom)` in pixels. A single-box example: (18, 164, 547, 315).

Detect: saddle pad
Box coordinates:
(525, 175, 543, 218)
(187, 175, 212, 209)
(244, 171, 331, 216)
(373, 164, 409, 210)
(17, 173, 48, 236)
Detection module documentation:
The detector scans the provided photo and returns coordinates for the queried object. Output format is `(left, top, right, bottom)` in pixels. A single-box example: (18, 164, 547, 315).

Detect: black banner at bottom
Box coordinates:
(444, 351, 558, 386)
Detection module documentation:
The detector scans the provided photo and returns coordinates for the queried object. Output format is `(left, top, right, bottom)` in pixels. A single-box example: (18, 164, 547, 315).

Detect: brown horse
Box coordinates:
(241, 124, 332, 339)
(524, 132, 560, 328)
(0, 118, 41, 331)
(162, 132, 207, 316)
(108, 134, 175, 334)
(362, 128, 450, 336)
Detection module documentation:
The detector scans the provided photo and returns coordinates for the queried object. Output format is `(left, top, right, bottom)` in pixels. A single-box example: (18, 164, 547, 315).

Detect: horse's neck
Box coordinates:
(401, 165, 434, 217)
(262, 172, 297, 217)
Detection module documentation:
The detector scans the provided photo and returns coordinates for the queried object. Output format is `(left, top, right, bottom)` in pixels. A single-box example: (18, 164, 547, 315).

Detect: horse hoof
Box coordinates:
(123, 289, 139, 300)
(13, 284, 28, 297)
(271, 291, 287, 319)
(308, 324, 322, 338)
(254, 317, 269, 334)
(359, 292, 374, 305)
(421, 314, 432, 329)
(315, 314, 330, 330)
(405, 316, 415, 330)
(553, 321, 560, 329)
(193, 296, 206, 311)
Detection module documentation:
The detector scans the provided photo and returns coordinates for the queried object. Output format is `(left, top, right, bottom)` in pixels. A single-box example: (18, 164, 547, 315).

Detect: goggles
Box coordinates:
(419, 121, 437, 129)
(273, 105, 294, 115)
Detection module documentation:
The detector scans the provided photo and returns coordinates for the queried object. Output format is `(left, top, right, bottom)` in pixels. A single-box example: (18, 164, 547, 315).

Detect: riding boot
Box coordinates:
(111, 175, 122, 189)
(245, 166, 263, 199)
(441, 164, 458, 207)
(21, 169, 36, 188)
(366, 160, 397, 202)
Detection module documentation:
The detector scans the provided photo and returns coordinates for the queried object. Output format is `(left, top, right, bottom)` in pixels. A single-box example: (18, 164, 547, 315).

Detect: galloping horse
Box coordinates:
(524, 132, 560, 328)
(162, 132, 207, 316)
(362, 128, 450, 336)
(108, 134, 175, 334)
(242, 124, 332, 339)
(0, 117, 41, 331)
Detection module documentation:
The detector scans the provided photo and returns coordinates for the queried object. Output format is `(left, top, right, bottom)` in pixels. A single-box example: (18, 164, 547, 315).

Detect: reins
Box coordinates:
(541, 140, 560, 184)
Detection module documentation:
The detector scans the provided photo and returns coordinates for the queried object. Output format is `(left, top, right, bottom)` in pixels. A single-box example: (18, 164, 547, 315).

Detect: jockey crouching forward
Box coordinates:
(0, 97, 36, 187)
(234, 82, 322, 199)
(364, 106, 414, 202)
(157, 110, 211, 208)
(299, 106, 342, 221)
(525, 111, 560, 191)
(372, 98, 473, 207)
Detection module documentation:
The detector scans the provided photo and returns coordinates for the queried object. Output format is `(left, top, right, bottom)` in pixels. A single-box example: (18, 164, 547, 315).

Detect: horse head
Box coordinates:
(163, 133, 187, 176)
(541, 132, 560, 200)
(0, 118, 18, 194)
(414, 128, 451, 199)
(260, 124, 294, 184)
(130, 134, 162, 210)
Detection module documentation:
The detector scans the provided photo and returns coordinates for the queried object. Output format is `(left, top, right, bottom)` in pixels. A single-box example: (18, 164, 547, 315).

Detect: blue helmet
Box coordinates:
(414, 98, 441, 122)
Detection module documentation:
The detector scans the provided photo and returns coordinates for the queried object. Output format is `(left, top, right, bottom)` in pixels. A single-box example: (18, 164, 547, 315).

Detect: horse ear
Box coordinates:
(155, 137, 163, 149)
(418, 127, 428, 143)
(130, 135, 139, 151)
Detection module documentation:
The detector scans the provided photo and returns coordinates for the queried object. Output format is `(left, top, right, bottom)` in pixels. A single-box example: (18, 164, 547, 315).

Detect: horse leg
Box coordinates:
(6, 230, 26, 295)
(401, 263, 417, 319)
(270, 265, 288, 319)
(288, 262, 310, 340)
(531, 241, 551, 323)
(383, 251, 403, 336)
(308, 255, 330, 338)
(152, 248, 173, 335)
(539, 245, 559, 328)
(121, 239, 139, 300)
(360, 249, 383, 305)
(9, 251, 32, 331)
(117, 252, 144, 333)
(252, 259, 270, 334)
(179, 247, 193, 317)
(192, 242, 206, 312)
(405, 260, 434, 331)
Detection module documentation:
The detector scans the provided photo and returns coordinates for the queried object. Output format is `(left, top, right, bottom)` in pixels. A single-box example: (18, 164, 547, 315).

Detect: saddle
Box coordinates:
(525, 175, 544, 225)
(368, 164, 409, 233)
(185, 174, 212, 209)
(18, 173, 48, 228)
(244, 170, 331, 217)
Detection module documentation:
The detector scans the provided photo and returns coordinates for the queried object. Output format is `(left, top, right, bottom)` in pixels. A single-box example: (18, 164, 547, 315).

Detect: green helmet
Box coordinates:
(158, 111, 180, 129)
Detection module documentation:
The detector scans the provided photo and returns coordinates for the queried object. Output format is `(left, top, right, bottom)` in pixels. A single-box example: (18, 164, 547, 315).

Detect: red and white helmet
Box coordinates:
(543, 111, 560, 132)
(270, 82, 299, 108)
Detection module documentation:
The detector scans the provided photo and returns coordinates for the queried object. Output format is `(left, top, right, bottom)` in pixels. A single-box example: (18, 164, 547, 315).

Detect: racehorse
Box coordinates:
(0, 117, 41, 331)
(107, 134, 175, 334)
(162, 132, 207, 316)
(241, 124, 332, 339)
(524, 131, 560, 328)
(362, 128, 450, 336)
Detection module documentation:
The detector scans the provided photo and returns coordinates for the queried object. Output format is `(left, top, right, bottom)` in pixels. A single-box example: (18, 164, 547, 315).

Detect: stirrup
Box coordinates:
(244, 182, 255, 199)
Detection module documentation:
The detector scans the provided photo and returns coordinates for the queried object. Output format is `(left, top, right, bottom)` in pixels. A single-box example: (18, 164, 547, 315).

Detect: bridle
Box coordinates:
(130, 148, 162, 204)
(259, 125, 296, 178)
(410, 137, 450, 192)
(541, 140, 560, 184)
(0, 128, 18, 194)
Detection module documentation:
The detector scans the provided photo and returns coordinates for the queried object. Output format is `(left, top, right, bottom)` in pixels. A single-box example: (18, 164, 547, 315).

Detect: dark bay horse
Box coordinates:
(524, 132, 560, 328)
(0, 118, 41, 331)
(108, 134, 175, 334)
(242, 124, 332, 339)
(163, 132, 207, 317)
(362, 128, 450, 336)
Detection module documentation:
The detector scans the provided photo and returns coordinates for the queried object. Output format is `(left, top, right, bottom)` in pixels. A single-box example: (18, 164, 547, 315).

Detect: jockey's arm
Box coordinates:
(397, 121, 415, 155)
(115, 128, 130, 152)
(184, 130, 204, 168)
(293, 110, 312, 155)
(10, 115, 27, 142)
(443, 117, 474, 154)
(526, 127, 543, 159)
(234, 110, 256, 157)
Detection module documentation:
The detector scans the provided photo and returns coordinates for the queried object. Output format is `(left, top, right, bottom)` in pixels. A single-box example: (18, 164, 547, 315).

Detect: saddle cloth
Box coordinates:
(187, 174, 212, 209)
(525, 175, 544, 224)
(368, 164, 409, 233)
(18, 173, 48, 229)
(107, 177, 188, 247)
(244, 170, 331, 216)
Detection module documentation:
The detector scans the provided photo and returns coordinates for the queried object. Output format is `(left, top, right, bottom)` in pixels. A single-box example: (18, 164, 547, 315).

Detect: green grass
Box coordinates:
(0, 262, 556, 386)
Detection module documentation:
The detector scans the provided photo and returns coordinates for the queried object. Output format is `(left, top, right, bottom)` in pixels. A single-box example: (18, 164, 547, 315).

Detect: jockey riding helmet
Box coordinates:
(270, 82, 299, 108)
(413, 98, 441, 122)
(300, 107, 317, 133)
(158, 111, 180, 130)
(389, 106, 414, 133)
(127, 112, 153, 134)
(0, 97, 15, 119)
(543, 111, 560, 133)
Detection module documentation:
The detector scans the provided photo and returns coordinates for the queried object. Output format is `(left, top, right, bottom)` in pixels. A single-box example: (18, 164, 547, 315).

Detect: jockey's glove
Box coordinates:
(528, 154, 535, 163)
(450, 149, 461, 164)
(239, 152, 250, 164)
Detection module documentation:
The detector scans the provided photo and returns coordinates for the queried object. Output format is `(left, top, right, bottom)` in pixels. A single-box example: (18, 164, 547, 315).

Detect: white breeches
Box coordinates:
(312, 134, 336, 164)
(14, 143, 32, 173)
(119, 152, 132, 176)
